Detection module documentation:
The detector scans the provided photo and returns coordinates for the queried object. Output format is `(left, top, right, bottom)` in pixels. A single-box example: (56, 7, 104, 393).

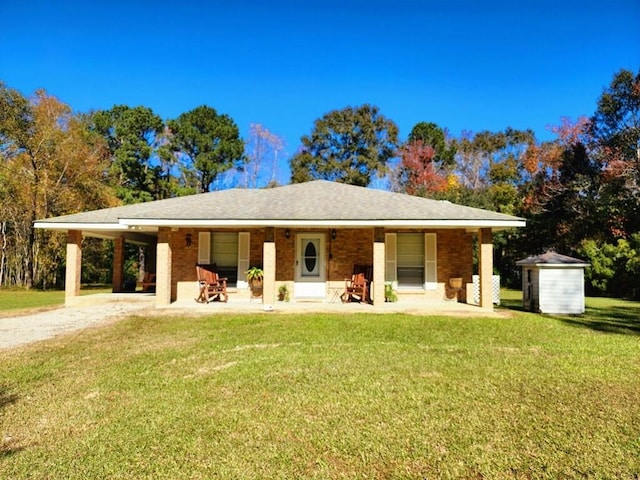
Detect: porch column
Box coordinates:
(372, 240, 386, 306)
(112, 237, 125, 293)
(65, 230, 82, 306)
(263, 241, 276, 304)
(156, 229, 172, 306)
(478, 228, 493, 310)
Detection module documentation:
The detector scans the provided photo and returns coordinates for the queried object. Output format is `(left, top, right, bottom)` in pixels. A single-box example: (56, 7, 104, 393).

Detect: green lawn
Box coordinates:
(0, 286, 112, 313)
(1, 302, 639, 478)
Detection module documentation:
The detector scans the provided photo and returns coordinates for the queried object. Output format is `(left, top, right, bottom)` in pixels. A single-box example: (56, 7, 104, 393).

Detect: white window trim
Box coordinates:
(385, 233, 397, 288)
(198, 232, 210, 264)
(237, 232, 250, 289)
(425, 233, 437, 290)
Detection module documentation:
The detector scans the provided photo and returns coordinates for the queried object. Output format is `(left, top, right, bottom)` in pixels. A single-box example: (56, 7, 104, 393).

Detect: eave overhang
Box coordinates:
(521, 263, 590, 269)
(36, 218, 526, 233)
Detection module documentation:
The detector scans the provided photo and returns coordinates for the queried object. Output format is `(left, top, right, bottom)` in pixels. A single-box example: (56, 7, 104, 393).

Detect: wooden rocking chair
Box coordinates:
(341, 272, 369, 303)
(138, 272, 156, 292)
(195, 265, 228, 303)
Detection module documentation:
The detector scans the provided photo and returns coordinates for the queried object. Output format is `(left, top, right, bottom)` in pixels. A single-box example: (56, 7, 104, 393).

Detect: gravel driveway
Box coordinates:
(0, 303, 150, 349)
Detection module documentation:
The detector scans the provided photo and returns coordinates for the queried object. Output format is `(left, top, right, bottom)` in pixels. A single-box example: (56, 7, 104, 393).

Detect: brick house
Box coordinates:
(35, 180, 525, 310)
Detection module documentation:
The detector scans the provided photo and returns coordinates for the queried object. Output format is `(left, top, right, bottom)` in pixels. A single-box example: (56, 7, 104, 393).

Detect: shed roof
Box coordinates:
(516, 251, 589, 266)
(35, 180, 525, 238)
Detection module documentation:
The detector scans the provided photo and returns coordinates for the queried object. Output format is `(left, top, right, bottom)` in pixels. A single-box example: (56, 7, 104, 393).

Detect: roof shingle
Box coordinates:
(37, 180, 524, 225)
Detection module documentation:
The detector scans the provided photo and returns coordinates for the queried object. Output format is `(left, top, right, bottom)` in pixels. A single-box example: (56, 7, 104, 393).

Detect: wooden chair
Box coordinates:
(138, 272, 156, 292)
(195, 265, 228, 303)
(342, 272, 369, 303)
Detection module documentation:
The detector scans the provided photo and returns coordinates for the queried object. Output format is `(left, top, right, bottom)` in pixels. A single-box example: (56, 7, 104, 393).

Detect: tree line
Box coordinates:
(1, 68, 638, 299)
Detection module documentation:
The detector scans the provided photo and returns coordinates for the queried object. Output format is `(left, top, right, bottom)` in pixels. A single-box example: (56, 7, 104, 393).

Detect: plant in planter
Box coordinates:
(278, 284, 290, 302)
(245, 266, 264, 298)
(384, 282, 398, 302)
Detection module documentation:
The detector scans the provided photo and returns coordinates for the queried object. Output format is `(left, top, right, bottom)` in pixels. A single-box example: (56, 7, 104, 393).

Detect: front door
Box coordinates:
(295, 233, 326, 298)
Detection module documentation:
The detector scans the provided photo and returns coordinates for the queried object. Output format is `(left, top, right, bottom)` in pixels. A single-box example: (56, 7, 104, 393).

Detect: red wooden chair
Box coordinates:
(195, 265, 228, 303)
(138, 272, 156, 292)
(342, 272, 369, 303)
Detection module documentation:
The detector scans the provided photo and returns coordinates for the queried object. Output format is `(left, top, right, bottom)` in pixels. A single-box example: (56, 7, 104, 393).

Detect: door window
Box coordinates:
(302, 239, 319, 277)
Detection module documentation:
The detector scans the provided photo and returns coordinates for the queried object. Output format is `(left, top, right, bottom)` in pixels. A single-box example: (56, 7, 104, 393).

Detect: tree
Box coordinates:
(92, 105, 168, 204)
(439, 128, 534, 213)
(394, 122, 456, 197)
(167, 106, 244, 193)
(513, 117, 600, 264)
(243, 123, 285, 188)
(407, 122, 456, 168)
(590, 68, 640, 238)
(290, 104, 399, 187)
(0, 83, 115, 287)
(396, 140, 449, 196)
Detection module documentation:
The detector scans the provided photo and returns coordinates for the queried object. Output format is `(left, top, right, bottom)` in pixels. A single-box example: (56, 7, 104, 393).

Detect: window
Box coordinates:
(198, 231, 249, 288)
(390, 233, 437, 290)
(397, 233, 424, 288)
(211, 233, 239, 285)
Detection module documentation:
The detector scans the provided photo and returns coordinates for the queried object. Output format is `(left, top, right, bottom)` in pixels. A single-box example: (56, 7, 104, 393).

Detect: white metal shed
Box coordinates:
(516, 251, 589, 314)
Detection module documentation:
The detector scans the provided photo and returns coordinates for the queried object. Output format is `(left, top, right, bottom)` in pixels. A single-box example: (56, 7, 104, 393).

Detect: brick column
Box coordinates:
(65, 230, 82, 306)
(156, 229, 172, 306)
(263, 241, 276, 304)
(478, 228, 493, 310)
(372, 241, 386, 306)
(112, 237, 125, 293)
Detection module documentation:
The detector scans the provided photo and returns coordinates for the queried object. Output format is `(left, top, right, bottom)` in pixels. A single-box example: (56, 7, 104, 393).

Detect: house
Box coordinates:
(516, 251, 589, 314)
(34, 180, 525, 310)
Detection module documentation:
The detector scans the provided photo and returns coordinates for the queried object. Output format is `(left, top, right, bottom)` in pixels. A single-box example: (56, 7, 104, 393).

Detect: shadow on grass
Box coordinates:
(0, 386, 23, 457)
(0, 385, 17, 409)
(554, 305, 640, 336)
(498, 292, 640, 336)
(497, 297, 526, 312)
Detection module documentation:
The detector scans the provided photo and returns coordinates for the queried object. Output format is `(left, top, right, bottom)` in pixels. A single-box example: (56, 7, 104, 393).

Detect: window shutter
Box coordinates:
(425, 233, 437, 290)
(198, 232, 210, 264)
(237, 232, 250, 289)
(385, 233, 397, 284)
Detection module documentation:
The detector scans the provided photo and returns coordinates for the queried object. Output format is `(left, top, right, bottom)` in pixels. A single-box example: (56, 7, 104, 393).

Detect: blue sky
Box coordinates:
(1, 0, 639, 175)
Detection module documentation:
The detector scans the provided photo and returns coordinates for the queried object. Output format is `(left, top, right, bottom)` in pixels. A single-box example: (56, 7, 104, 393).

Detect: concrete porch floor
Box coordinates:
(71, 292, 502, 317)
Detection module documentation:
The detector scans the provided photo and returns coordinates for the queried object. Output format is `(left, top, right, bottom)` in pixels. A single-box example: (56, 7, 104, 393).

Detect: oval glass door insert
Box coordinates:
(304, 241, 317, 273)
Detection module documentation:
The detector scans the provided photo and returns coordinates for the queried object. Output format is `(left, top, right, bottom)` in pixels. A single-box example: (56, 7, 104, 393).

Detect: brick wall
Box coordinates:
(275, 229, 295, 280)
(435, 229, 474, 285)
(165, 226, 474, 301)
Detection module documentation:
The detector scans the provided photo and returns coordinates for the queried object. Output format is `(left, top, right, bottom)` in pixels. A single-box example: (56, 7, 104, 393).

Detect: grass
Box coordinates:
(500, 288, 640, 335)
(1, 300, 639, 478)
(0, 286, 112, 314)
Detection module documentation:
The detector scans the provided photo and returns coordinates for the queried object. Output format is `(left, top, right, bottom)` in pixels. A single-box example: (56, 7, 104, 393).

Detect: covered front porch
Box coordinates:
(62, 225, 498, 312)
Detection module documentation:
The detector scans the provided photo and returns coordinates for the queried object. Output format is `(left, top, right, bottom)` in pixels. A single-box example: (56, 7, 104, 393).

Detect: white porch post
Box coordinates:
(478, 228, 494, 310)
(263, 241, 276, 304)
(156, 228, 172, 306)
(65, 230, 82, 306)
(372, 240, 386, 306)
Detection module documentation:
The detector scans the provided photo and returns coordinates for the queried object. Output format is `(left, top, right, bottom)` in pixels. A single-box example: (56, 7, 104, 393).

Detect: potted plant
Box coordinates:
(384, 282, 398, 302)
(278, 284, 290, 302)
(245, 266, 264, 298)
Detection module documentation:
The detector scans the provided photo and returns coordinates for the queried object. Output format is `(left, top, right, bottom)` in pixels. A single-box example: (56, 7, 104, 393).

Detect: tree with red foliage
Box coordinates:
(398, 139, 449, 196)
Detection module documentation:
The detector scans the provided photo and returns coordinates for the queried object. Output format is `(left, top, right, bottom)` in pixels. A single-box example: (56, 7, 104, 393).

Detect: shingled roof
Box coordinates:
(35, 180, 525, 235)
(516, 251, 589, 266)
